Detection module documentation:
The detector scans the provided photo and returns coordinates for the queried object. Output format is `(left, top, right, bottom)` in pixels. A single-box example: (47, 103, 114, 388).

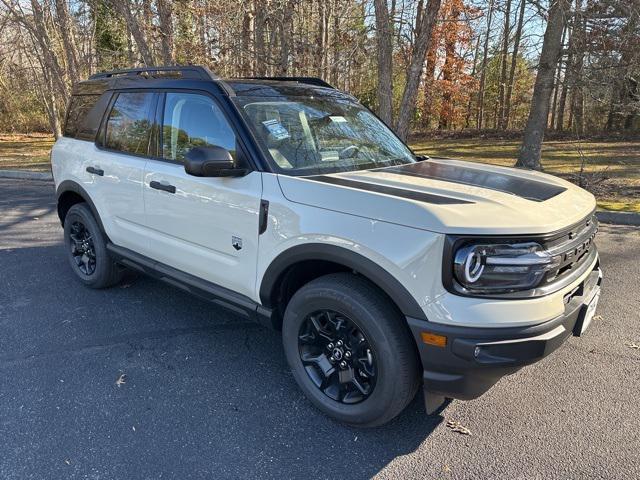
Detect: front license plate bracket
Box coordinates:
(573, 288, 600, 337)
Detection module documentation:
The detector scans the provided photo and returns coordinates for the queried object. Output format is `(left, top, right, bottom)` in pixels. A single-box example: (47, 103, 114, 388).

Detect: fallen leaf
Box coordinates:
(626, 343, 640, 350)
(64, 459, 70, 465)
(115, 373, 127, 387)
(446, 420, 472, 436)
(132, 426, 136, 432)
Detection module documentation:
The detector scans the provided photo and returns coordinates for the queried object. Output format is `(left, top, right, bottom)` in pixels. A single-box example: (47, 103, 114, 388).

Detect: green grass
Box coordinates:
(1, 133, 638, 213)
(410, 137, 640, 213)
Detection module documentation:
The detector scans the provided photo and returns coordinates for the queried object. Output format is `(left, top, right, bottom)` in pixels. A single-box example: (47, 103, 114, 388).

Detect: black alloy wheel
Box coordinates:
(63, 203, 124, 288)
(68, 220, 96, 276)
(298, 309, 377, 404)
(282, 273, 422, 427)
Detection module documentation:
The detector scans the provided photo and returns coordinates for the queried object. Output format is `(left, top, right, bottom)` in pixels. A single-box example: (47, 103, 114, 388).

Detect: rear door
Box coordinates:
(142, 91, 262, 299)
(89, 91, 157, 253)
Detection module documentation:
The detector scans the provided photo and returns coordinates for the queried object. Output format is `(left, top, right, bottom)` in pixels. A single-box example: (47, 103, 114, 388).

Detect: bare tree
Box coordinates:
(549, 25, 566, 129)
(374, 0, 394, 126)
(476, 0, 495, 129)
(395, 0, 442, 141)
(157, 0, 174, 65)
(55, 0, 81, 84)
(109, 0, 155, 66)
(516, 0, 572, 169)
(568, 0, 586, 135)
(497, 0, 513, 129)
(503, 0, 526, 129)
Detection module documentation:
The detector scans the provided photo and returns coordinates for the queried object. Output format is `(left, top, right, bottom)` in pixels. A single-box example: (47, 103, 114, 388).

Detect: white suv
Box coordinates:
(51, 66, 602, 427)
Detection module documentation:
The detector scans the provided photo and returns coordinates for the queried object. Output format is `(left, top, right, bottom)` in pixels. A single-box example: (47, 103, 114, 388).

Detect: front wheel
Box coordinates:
(282, 273, 421, 427)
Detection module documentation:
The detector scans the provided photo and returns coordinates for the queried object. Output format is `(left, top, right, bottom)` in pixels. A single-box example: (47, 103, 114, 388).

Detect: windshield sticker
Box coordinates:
(262, 119, 290, 140)
(330, 116, 347, 123)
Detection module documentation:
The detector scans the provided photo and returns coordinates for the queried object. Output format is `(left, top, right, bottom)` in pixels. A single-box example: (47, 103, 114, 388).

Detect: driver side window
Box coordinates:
(161, 93, 236, 162)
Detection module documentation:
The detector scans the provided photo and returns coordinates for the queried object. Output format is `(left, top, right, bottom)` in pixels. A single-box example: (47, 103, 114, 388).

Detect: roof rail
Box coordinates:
(89, 65, 218, 81)
(241, 76, 335, 89)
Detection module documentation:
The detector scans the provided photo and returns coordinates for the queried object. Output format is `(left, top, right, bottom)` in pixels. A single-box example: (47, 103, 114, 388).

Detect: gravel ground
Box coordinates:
(1, 178, 639, 480)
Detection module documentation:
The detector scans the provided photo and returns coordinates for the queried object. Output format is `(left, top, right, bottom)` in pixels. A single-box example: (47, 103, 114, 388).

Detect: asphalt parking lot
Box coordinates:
(1, 178, 639, 480)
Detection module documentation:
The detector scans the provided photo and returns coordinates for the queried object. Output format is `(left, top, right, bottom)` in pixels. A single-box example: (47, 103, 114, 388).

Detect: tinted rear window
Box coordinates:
(64, 94, 101, 139)
(104, 92, 155, 155)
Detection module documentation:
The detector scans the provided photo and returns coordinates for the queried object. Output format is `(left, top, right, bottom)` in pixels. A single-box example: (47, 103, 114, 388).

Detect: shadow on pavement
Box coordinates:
(0, 244, 440, 479)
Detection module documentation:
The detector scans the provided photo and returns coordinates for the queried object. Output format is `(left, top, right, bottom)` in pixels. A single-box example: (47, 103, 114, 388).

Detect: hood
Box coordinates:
(277, 158, 596, 235)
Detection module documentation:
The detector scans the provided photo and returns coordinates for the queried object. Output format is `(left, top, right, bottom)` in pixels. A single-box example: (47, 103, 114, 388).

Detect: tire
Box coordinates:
(63, 203, 123, 289)
(282, 273, 421, 427)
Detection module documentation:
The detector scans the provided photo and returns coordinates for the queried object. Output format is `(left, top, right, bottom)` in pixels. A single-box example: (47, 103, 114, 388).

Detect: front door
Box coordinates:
(142, 91, 262, 300)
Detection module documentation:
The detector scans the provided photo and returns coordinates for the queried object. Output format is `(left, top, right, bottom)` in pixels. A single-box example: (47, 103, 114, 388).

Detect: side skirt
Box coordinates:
(106, 243, 277, 329)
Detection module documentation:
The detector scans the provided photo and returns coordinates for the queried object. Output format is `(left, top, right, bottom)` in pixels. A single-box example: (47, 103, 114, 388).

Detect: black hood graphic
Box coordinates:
(382, 159, 566, 202)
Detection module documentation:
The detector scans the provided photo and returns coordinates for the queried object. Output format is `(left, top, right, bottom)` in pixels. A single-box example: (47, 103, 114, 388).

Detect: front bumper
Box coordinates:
(407, 263, 602, 408)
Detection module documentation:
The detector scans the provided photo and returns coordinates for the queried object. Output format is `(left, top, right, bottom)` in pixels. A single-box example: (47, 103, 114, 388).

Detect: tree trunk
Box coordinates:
(568, 12, 586, 135)
(516, 0, 571, 170)
(497, 0, 513, 130)
(604, 8, 637, 131)
(254, 3, 267, 76)
(330, 0, 340, 85)
(465, 34, 482, 128)
(374, 0, 394, 126)
(241, 9, 253, 76)
(550, 26, 567, 129)
(503, 0, 526, 129)
(157, 0, 174, 65)
(395, 0, 442, 141)
(323, 1, 331, 79)
(277, 1, 295, 75)
(476, 0, 495, 129)
(555, 24, 573, 131)
(315, 0, 326, 77)
(439, 1, 461, 130)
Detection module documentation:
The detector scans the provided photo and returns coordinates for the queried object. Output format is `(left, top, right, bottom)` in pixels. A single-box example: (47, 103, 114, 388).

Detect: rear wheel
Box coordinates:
(63, 203, 123, 288)
(282, 273, 421, 427)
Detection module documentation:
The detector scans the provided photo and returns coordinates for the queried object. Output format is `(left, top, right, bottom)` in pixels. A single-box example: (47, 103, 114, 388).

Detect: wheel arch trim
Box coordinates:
(259, 243, 427, 320)
(56, 180, 107, 236)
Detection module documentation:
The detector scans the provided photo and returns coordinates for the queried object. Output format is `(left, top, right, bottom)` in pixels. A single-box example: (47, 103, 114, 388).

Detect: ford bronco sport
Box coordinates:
(52, 66, 602, 427)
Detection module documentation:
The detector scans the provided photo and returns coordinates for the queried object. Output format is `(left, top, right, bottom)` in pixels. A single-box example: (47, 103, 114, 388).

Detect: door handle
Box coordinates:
(86, 166, 104, 176)
(150, 180, 176, 194)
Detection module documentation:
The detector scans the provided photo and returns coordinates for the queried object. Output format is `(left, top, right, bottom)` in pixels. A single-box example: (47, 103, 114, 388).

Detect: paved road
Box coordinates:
(1, 178, 639, 480)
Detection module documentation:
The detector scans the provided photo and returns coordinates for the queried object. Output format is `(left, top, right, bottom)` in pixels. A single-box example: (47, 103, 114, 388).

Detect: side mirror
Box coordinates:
(184, 146, 247, 177)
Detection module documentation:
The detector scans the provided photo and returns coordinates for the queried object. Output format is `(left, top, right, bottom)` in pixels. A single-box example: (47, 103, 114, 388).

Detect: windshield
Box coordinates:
(233, 94, 416, 175)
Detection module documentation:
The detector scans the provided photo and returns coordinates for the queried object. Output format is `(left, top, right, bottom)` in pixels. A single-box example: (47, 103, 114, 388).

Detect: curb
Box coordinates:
(0, 168, 638, 226)
(0, 169, 53, 181)
(596, 210, 640, 226)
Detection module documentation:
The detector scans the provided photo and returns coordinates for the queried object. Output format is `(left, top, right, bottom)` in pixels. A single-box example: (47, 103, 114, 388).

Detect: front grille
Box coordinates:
(542, 213, 598, 285)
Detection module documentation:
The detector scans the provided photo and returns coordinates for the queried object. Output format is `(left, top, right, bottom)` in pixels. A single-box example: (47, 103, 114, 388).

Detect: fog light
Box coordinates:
(421, 332, 447, 347)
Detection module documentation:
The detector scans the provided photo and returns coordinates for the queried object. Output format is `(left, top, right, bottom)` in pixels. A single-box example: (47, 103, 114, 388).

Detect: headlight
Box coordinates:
(453, 242, 561, 294)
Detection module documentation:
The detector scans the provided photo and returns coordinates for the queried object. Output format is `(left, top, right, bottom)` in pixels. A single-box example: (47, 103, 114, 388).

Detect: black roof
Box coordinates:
(74, 65, 345, 98)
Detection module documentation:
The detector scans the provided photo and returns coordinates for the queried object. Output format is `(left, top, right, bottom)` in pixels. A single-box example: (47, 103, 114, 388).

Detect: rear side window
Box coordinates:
(104, 92, 155, 155)
(64, 94, 101, 139)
